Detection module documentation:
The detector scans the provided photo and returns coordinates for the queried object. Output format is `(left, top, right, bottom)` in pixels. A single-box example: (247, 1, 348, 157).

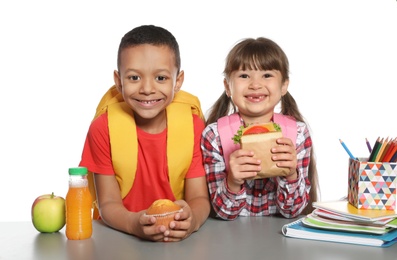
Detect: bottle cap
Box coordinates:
(68, 167, 88, 175)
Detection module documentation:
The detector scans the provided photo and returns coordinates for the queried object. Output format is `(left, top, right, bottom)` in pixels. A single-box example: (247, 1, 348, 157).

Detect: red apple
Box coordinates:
(31, 192, 66, 233)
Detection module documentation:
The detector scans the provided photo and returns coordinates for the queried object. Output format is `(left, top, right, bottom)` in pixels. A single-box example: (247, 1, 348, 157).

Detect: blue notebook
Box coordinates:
(282, 217, 397, 247)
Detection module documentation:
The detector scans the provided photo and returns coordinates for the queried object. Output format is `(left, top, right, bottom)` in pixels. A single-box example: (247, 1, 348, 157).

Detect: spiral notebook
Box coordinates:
(282, 217, 397, 247)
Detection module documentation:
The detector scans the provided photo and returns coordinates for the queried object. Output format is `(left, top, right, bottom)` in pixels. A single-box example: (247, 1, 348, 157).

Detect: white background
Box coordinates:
(1, 0, 396, 221)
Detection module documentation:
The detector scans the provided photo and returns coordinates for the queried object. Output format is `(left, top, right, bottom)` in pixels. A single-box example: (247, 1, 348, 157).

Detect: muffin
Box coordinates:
(145, 199, 183, 229)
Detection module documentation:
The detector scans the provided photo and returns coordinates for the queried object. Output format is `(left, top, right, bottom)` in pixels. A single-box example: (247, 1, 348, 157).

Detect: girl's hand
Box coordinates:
(227, 149, 261, 192)
(271, 137, 298, 180)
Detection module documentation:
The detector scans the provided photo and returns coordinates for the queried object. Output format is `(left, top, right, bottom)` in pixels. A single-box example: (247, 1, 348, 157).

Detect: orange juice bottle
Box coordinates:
(66, 167, 92, 240)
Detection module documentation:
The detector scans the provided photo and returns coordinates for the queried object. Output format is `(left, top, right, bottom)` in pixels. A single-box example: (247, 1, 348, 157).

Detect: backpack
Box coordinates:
(217, 113, 297, 172)
(88, 85, 204, 219)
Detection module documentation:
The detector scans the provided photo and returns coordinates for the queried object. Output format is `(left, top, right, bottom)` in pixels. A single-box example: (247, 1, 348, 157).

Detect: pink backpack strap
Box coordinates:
(273, 113, 297, 147)
(217, 113, 242, 172)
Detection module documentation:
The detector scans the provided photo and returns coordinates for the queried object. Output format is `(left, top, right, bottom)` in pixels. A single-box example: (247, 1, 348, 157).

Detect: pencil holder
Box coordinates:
(348, 158, 397, 210)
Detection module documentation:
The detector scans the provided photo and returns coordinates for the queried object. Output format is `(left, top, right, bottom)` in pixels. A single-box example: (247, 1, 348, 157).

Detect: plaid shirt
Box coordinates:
(201, 120, 312, 220)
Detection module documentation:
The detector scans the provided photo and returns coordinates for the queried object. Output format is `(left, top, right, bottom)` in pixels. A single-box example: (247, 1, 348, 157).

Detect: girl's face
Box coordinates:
(113, 44, 183, 133)
(224, 69, 288, 125)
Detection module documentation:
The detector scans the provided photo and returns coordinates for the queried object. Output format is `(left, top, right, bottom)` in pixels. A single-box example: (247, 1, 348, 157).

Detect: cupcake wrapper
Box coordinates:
(144, 208, 183, 218)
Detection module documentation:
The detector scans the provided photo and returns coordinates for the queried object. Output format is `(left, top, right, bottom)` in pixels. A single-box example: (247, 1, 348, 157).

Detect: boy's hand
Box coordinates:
(161, 200, 193, 242)
(137, 211, 171, 242)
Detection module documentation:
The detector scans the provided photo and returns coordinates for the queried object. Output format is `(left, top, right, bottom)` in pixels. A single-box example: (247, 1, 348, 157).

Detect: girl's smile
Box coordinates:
(245, 93, 267, 102)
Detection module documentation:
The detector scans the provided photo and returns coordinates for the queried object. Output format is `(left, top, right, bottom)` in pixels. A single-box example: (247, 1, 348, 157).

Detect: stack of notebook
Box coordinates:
(282, 200, 397, 247)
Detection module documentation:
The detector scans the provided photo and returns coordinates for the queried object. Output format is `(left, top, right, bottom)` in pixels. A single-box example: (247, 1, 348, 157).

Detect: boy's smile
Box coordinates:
(135, 98, 164, 107)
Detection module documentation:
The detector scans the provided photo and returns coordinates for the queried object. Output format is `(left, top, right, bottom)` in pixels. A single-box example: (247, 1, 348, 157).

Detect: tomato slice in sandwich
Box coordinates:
(243, 126, 270, 135)
(242, 122, 281, 135)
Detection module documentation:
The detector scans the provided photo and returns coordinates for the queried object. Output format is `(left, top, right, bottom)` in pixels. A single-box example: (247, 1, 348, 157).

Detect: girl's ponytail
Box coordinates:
(205, 91, 236, 126)
(281, 92, 303, 122)
(281, 91, 319, 214)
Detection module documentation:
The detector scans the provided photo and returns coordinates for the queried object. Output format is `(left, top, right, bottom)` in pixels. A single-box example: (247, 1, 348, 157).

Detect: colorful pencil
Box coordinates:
(339, 139, 356, 160)
(369, 137, 381, 162)
(365, 138, 372, 153)
(391, 148, 397, 162)
(373, 138, 387, 162)
(387, 140, 397, 162)
(376, 137, 390, 162)
(383, 138, 397, 162)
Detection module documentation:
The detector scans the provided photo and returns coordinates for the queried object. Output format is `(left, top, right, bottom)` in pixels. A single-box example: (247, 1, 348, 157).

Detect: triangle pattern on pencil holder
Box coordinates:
(349, 159, 397, 210)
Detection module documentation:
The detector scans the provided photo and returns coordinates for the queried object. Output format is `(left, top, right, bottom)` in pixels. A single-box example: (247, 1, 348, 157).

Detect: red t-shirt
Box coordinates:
(79, 113, 205, 212)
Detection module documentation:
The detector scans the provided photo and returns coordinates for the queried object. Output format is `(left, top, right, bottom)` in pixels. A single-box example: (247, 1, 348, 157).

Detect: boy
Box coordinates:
(79, 25, 210, 242)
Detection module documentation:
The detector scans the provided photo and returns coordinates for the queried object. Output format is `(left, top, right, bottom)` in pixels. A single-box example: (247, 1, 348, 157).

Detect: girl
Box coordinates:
(201, 37, 319, 220)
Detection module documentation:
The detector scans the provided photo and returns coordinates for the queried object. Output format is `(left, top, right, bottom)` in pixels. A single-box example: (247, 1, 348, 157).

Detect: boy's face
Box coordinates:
(114, 44, 183, 130)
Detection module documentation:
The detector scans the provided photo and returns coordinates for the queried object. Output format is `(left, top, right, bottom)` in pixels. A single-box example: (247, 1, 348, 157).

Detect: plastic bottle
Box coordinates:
(66, 167, 92, 240)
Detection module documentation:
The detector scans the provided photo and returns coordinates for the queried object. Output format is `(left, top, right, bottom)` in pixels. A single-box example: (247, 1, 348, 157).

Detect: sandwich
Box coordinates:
(233, 122, 289, 179)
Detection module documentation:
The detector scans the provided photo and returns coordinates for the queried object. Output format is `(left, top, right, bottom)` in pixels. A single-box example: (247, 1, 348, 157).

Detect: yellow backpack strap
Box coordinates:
(93, 85, 123, 119)
(88, 85, 124, 219)
(166, 90, 203, 199)
(166, 103, 192, 199)
(107, 102, 138, 199)
(171, 89, 204, 121)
